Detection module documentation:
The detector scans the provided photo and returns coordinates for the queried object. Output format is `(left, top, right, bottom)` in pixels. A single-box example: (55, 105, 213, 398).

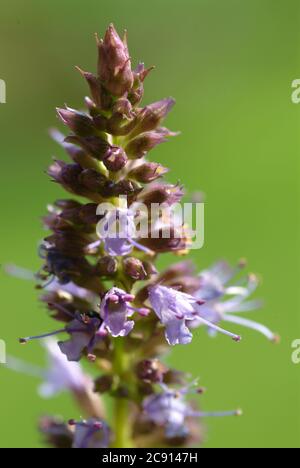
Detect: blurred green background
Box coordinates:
(0, 0, 299, 448)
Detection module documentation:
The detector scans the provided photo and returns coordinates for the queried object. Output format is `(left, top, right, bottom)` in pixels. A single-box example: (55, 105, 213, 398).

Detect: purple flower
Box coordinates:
(69, 419, 110, 448)
(58, 315, 102, 362)
(191, 261, 277, 341)
(19, 309, 102, 363)
(148, 285, 240, 346)
(100, 288, 149, 338)
(143, 383, 241, 439)
(96, 208, 154, 257)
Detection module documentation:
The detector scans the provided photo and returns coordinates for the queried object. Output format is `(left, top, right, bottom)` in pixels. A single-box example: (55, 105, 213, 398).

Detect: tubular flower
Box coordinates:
(191, 261, 278, 341)
(148, 285, 241, 345)
(143, 383, 241, 439)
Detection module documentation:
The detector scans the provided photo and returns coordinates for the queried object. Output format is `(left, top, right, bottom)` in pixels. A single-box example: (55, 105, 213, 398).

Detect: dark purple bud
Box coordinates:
(112, 180, 142, 197)
(95, 256, 118, 276)
(138, 183, 184, 206)
(60, 163, 82, 187)
(48, 161, 87, 196)
(92, 113, 108, 131)
(94, 375, 114, 394)
(79, 169, 107, 192)
(66, 135, 109, 160)
(129, 162, 169, 183)
(140, 227, 188, 254)
(126, 127, 177, 159)
(46, 231, 89, 257)
(103, 146, 128, 172)
(97, 24, 133, 96)
(136, 359, 168, 384)
(79, 203, 101, 224)
(57, 107, 95, 137)
(131, 98, 175, 136)
(123, 257, 147, 281)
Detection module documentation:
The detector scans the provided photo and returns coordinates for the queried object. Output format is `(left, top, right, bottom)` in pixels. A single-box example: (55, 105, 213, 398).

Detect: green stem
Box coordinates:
(112, 338, 133, 448)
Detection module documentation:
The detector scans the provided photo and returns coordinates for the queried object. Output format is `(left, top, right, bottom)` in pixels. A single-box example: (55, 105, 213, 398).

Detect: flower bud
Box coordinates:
(125, 130, 170, 159)
(123, 257, 147, 281)
(66, 135, 109, 160)
(112, 180, 142, 197)
(92, 113, 108, 131)
(131, 98, 175, 137)
(140, 226, 188, 254)
(57, 107, 95, 137)
(128, 63, 154, 106)
(138, 183, 184, 206)
(95, 256, 118, 276)
(102, 146, 128, 172)
(106, 113, 137, 136)
(97, 24, 133, 96)
(136, 359, 168, 384)
(94, 375, 114, 394)
(79, 169, 107, 192)
(129, 162, 169, 183)
(79, 203, 101, 224)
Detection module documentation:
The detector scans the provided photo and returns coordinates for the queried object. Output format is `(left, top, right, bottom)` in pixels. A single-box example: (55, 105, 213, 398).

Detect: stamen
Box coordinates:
(195, 316, 241, 342)
(5, 264, 36, 281)
(122, 294, 135, 302)
(19, 328, 66, 344)
(193, 409, 242, 418)
(129, 239, 155, 257)
(223, 314, 276, 341)
(48, 302, 75, 320)
(128, 305, 150, 316)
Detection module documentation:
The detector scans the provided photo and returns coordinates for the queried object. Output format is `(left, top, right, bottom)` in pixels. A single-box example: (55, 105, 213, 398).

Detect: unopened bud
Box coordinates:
(94, 375, 114, 394)
(138, 183, 184, 206)
(103, 146, 128, 172)
(123, 257, 147, 280)
(128, 63, 154, 106)
(131, 98, 175, 136)
(125, 128, 176, 159)
(79, 169, 108, 192)
(66, 135, 109, 160)
(136, 359, 168, 383)
(129, 162, 169, 183)
(95, 256, 118, 276)
(97, 24, 133, 96)
(57, 107, 95, 137)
